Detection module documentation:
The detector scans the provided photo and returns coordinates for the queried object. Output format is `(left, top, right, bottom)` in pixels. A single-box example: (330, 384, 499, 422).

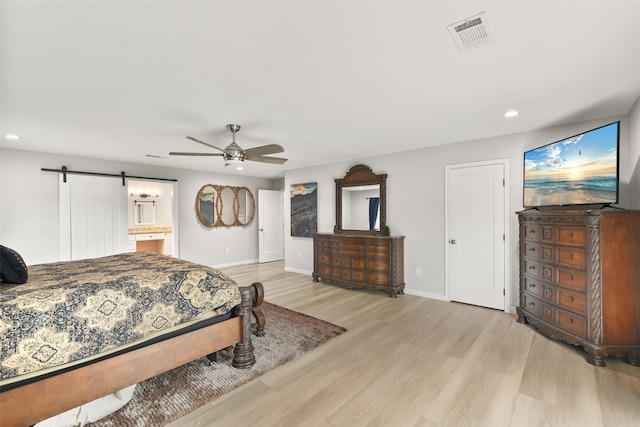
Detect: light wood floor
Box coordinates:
(169, 261, 640, 427)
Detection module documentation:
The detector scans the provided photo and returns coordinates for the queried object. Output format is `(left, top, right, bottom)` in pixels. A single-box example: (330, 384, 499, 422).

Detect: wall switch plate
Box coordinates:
(415, 267, 421, 275)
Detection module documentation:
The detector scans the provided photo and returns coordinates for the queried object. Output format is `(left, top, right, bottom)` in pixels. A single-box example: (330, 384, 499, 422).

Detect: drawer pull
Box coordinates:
(565, 253, 572, 259)
(529, 266, 536, 270)
(528, 301, 535, 306)
(566, 296, 574, 302)
(529, 247, 536, 252)
(566, 274, 573, 281)
(567, 232, 573, 237)
(566, 318, 573, 324)
(529, 229, 536, 234)
(529, 283, 536, 288)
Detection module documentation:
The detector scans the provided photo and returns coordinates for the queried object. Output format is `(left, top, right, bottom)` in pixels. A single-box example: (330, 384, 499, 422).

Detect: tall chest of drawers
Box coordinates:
(312, 233, 405, 297)
(516, 209, 640, 366)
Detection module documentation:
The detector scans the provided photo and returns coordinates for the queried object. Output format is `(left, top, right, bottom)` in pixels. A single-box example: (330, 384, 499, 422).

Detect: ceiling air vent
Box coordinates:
(447, 11, 494, 52)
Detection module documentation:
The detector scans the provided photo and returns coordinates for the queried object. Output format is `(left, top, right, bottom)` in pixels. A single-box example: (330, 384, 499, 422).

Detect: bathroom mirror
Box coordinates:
(196, 184, 255, 228)
(335, 164, 388, 236)
(134, 200, 156, 225)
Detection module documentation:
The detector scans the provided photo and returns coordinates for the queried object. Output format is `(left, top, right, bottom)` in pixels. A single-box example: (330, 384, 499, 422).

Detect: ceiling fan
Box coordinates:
(169, 124, 288, 166)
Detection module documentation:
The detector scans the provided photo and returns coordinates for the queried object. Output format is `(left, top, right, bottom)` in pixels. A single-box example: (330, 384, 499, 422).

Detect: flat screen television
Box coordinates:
(523, 121, 619, 208)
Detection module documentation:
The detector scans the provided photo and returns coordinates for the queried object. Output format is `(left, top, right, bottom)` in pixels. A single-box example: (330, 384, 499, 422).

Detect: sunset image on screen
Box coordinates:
(524, 123, 618, 207)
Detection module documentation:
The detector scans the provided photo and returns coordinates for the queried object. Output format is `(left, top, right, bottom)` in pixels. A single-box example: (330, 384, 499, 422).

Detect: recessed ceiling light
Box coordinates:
(504, 110, 519, 118)
(5, 134, 20, 140)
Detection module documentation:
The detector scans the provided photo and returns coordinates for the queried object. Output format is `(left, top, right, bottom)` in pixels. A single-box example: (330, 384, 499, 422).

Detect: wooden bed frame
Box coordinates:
(0, 282, 265, 427)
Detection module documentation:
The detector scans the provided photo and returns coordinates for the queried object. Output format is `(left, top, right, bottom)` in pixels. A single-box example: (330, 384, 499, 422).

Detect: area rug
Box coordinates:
(90, 302, 346, 426)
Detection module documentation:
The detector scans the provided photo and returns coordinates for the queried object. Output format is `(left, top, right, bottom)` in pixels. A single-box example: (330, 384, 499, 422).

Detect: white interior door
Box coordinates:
(59, 174, 128, 261)
(446, 161, 506, 310)
(258, 189, 284, 263)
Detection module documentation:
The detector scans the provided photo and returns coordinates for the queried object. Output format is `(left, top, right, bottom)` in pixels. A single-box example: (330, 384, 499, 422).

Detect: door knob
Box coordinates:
(449, 239, 456, 244)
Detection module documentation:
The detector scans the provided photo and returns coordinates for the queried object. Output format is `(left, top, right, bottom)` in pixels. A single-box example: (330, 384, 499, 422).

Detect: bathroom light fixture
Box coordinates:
(130, 193, 159, 198)
(504, 110, 519, 117)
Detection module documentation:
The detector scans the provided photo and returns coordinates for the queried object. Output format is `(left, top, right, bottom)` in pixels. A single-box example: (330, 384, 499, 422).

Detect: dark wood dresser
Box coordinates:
(312, 233, 405, 297)
(516, 209, 640, 366)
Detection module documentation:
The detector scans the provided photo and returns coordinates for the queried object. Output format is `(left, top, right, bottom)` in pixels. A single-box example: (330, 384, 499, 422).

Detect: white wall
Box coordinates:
(0, 149, 276, 268)
(283, 115, 635, 310)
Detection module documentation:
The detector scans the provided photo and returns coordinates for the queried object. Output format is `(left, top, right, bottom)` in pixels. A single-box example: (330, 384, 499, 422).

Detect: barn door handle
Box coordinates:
(449, 239, 456, 245)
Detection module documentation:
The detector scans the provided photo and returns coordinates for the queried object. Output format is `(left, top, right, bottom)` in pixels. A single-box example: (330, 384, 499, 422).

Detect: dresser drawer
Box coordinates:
(557, 288, 586, 315)
(367, 259, 390, 271)
(352, 258, 365, 269)
(523, 224, 540, 242)
(523, 242, 540, 260)
(555, 247, 586, 269)
(368, 271, 389, 284)
(318, 265, 331, 276)
(367, 244, 390, 256)
(540, 246, 553, 263)
(318, 254, 330, 264)
(556, 268, 586, 291)
(352, 270, 365, 281)
(556, 226, 586, 246)
(523, 260, 540, 278)
(522, 293, 541, 317)
(523, 276, 541, 296)
(541, 284, 554, 302)
(556, 308, 587, 338)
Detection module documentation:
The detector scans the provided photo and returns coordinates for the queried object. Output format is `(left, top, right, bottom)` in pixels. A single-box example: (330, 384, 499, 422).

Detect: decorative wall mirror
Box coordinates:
(335, 164, 389, 236)
(196, 184, 255, 228)
(196, 184, 217, 227)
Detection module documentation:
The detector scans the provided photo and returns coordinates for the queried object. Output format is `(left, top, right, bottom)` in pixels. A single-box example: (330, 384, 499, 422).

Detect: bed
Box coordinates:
(0, 251, 264, 427)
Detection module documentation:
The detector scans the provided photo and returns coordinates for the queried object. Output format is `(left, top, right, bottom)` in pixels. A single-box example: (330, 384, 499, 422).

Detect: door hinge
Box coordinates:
(502, 178, 505, 186)
(503, 289, 505, 296)
(503, 233, 505, 241)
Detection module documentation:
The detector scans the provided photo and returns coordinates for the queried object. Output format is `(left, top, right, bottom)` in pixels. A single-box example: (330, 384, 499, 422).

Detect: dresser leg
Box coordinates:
(585, 354, 607, 367)
(622, 355, 640, 367)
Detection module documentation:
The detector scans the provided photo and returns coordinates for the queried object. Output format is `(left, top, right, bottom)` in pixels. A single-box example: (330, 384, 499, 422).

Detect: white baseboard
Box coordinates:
(212, 259, 258, 269)
(284, 266, 312, 276)
(403, 288, 449, 301)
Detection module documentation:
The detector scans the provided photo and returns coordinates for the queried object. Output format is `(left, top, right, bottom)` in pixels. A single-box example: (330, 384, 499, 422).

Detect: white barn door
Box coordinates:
(59, 174, 128, 261)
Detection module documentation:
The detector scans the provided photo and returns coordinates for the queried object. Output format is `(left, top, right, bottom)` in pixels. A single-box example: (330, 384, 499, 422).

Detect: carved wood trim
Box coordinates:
(586, 215, 603, 344)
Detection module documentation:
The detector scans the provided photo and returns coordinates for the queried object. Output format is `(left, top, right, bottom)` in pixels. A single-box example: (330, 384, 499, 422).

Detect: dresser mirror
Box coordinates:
(196, 184, 255, 228)
(335, 164, 389, 236)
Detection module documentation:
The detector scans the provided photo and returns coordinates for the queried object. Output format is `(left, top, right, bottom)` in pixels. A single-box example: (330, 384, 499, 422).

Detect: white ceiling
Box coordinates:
(2, 1, 640, 178)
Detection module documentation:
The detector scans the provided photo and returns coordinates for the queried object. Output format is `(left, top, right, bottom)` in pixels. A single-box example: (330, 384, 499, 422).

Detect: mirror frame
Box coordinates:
(196, 184, 255, 228)
(334, 164, 389, 236)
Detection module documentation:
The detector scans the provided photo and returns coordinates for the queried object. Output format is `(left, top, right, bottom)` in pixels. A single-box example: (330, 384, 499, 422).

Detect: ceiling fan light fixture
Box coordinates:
(225, 158, 244, 166)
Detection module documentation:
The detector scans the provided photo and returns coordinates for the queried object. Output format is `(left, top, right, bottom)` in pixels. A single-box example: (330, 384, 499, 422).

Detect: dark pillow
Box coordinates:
(0, 245, 29, 284)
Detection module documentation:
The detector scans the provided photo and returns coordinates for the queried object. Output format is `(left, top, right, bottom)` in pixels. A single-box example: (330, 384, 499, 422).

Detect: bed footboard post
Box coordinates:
(232, 286, 256, 368)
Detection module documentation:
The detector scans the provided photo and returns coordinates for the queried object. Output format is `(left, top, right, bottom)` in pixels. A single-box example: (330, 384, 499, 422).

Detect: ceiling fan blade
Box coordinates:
(186, 136, 226, 152)
(244, 144, 285, 157)
(246, 155, 288, 165)
(169, 152, 224, 156)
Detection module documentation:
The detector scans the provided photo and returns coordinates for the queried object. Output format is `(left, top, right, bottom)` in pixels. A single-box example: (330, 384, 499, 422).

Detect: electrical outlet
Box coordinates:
(415, 267, 421, 276)
(297, 252, 301, 259)
(225, 248, 230, 255)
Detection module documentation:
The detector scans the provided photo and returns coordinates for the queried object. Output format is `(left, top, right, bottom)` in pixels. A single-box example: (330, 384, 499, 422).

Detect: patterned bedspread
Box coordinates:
(0, 252, 241, 383)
